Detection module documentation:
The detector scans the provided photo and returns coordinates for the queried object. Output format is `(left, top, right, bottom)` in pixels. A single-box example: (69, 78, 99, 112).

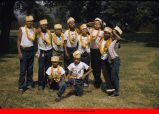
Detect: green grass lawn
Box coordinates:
(0, 31, 159, 108)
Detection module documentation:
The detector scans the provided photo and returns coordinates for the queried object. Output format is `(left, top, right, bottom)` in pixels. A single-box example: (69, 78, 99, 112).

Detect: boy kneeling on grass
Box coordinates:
(54, 50, 92, 102)
(46, 56, 65, 92)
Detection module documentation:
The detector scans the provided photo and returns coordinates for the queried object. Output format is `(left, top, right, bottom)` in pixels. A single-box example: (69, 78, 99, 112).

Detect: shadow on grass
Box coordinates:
(121, 33, 159, 48)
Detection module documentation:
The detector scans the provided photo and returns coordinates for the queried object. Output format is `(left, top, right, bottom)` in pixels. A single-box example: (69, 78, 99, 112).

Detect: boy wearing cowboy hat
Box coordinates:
(108, 26, 123, 97)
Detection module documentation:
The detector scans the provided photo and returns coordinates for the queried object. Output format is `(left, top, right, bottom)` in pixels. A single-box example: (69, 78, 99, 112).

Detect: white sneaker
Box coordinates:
(106, 89, 115, 92)
(83, 83, 89, 87)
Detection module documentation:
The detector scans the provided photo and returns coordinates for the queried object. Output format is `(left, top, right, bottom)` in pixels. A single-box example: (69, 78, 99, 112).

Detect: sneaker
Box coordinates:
(38, 86, 44, 91)
(83, 83, 89, 87)
(106, 89, 115, 92)
(49, 89, 54, 92)
(27, 86, 34, 91)
(109, 93, 119, 98)
(54, 97, 61, 102)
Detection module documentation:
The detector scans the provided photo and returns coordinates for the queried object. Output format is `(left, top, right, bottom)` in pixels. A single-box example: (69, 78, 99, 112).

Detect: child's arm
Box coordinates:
(65, 71, 72, 82)
(61, 74, 65, 81)
(80, 66, 92, 80)
(86, 22, 94, 27)
(112, 30, 122, 41)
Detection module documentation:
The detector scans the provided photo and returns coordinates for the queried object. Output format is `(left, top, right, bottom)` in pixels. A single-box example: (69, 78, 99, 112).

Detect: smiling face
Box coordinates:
(40, 24, 48, 32)
(68, 21, 75, 29)
(81, 28, 88, 36)
(52, 61, 58, 68)
(74, 58, 80, 65)
(94, 21, 101, 30)
(55, 29, 62, 36)
(104, 31, 111, 40)
(26, 21, 33, 28)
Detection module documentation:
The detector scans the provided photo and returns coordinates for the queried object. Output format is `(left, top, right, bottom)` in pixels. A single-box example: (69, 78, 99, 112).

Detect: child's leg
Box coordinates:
(57, 78, 74, 97)
(74, 80, 83, 96)
(111, 57, 120, 95)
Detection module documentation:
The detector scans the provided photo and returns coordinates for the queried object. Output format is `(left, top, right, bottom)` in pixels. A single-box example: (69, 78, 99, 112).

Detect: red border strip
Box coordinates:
(0, 109, 159, 114)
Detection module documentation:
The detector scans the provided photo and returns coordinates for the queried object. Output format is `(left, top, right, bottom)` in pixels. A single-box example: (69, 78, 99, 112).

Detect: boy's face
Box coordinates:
(26, 21, 33, 28)
(55, 29, 62, 36)
(52, 62, 58, 68)
(104, 31, 111, 40)
(74, 58, 80, 64)
(68, 21, 75, 29)
(81, 28, 88, 36)
(41, 24, 47, 31)
(94, 21, 101, 30)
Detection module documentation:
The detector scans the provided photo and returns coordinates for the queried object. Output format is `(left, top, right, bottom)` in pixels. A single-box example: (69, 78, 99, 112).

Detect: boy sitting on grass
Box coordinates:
(54, 50, 92, 102)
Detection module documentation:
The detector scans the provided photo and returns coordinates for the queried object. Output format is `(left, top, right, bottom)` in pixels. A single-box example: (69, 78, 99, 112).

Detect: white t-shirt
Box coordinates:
(46, 66, 65, 81)
(101, 40, 109, 60)
(87, 27, 104, 49)
(37, 32, 52, 51)
(20, 26, 34, 47)
(78, 35, 90, 54)
(68, 62, 89, 79)
(51, 33, 64, 52)
(64, 30, 79, 48)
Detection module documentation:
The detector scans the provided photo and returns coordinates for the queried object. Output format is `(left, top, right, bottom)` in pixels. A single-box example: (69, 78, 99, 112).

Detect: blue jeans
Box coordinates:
(110, 57, 120, 95)
(101, 59, 113, 89)
(64, 47, 77, 75)
(57, 78, 83, 97)
(81, 52, 90, 84)
(38, 49, 52, 88)
(18, 49, 34, 90)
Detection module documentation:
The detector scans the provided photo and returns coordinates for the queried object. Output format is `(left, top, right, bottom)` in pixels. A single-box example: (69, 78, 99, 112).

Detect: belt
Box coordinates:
(21, 46, 34, 51)
(111, 57, 120, 62)
(40, 49, 52, 53)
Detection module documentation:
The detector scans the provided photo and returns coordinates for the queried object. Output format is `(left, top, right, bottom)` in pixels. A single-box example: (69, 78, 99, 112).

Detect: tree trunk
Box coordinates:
(0, 0, 16, 54)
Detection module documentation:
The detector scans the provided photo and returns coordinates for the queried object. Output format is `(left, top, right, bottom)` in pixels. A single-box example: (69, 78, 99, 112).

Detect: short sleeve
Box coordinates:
(82, 62, 89, 70)
(46, 67, 52, 76)
(60, 67, 65, 75)
(67, 63, 73, 72)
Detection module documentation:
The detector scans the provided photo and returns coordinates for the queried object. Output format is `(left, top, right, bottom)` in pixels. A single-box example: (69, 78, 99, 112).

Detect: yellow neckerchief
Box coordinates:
(40, 29, 51, 45)
(80, 34, 90, 48)
(90, 28, 101, 40)
(99, 38, 112, 54)
(53, 32, 64, 46)
(68, 29, 77, 44)
(51, 65, 60, 82)
(25, 25, 35, 41)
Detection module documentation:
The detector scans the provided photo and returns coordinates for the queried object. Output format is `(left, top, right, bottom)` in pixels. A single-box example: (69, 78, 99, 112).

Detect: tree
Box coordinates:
(0, 0, 16, 54)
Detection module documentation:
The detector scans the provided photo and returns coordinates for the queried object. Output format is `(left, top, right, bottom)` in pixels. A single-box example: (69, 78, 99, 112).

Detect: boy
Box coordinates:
(78, 24, 91, 87)
(86, 17, 104, 89)
(52, 24, 64, 65)
(99, 27, 115, 95)
(108, 26, 122, 97)
(64, 17, 80, 75)
(36, 19, 52, 90)
(46, 56, 65, 92)
(54, 50, 92, 102)
(17, 15, 36, 94)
